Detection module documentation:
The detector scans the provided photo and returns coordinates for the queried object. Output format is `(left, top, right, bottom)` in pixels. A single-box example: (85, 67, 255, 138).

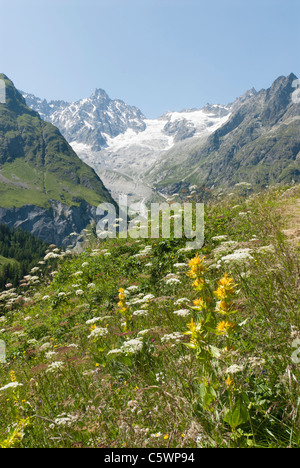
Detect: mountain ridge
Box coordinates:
(0, 74, 117, 245)
(21, 73, 300, 203)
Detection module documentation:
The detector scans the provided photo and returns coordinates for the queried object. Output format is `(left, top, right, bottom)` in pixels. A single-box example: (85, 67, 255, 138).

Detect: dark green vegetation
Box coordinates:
(0, 224, 48, 290)
(0, 74, 114, 209)
(0, 185, 299, 448)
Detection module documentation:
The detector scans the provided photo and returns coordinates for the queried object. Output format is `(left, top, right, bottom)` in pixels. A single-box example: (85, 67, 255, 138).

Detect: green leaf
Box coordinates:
(224, 398, 249, 429)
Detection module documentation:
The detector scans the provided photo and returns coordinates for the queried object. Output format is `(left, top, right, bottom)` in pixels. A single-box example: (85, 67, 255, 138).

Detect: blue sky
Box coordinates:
(1, 0, 299, 118)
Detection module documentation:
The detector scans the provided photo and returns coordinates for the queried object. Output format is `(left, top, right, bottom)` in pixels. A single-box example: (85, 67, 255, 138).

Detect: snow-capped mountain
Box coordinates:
(22, 88, 235, 203)
(21, 89, 146, 151)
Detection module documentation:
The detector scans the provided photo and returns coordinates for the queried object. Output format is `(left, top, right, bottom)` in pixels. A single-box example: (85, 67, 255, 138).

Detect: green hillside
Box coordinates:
(0, 74, 115, 209)
(0, 184, 299, 448)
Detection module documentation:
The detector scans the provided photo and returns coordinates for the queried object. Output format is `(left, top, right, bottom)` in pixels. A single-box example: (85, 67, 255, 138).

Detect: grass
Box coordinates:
(0, 184, 299, 448)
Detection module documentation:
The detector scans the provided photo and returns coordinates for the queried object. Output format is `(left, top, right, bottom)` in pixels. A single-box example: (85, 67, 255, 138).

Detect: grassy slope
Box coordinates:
(0, 185, 299, 448)
(0, 75, 114, 209)
(0, 255, 19, 267)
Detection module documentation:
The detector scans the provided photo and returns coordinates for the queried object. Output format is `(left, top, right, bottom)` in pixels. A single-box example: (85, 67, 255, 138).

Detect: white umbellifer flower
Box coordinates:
(39, 342, 52, 351)
(122, 338, 143, 355)
(165, 278, 181, 285)
(173, 263, 187, 269)
(30, 267, 40, 273)
(44, 252, 60, 261)
(86, 317, 102, 325)
(27, 339, 38, 345)
(212, 235, 228, 241)
(144, 294, 155, 301)
(73, 271, 83, 277)
(88, 327, 109, 339)
(130, 294, 155, 305)
(45, 351, 57, 360)
(137, 329, 151, 336)
(87, 283, 95, 288)
(42, 295, 50, 300)
(161, 332, 184, 343)
(133, 310, 149, 317)
(220, 249, 253, 263)
(107, 348, 123, 356)
(173, 309, 190, 317)
(46, 361, 64, 373)
(126, 285, 139, 292)
(0, 382, 23, 391)
(174, 298, 190, 305)
(82, 262, 89, 268)
(75, 289, 84, 296)
(225, 364, 244, 374)
(54, 414, 78, 427)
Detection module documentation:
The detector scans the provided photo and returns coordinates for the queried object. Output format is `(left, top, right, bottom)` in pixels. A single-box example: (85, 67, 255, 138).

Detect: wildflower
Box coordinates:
(193, 298, 207, 310)
(215, 300, 232, 314)
(46, 361, 64, 374)
(122, 338, 143, 355)
(45, 351, 57, 360)
(185, 318, 203, 347)
(107, 348, 123, 356)
(86, 317, 102, 325)
(44, 252, 60, 261)
(174, 297, 190, 305)
(165, 278, 181, 285)
(54, 414, 78, 427)
(161, 332, 185, 343)
(187, 254, 206, 279)
(212, 235, 228, 241)
(173, 263, 187, 269)
(220, 249, 253, 264)
(39, 342, 52, 351)
(151, 432, 162, 438)
(225, 364, 244, 374)
(214, 273, 236, 299)
(127, 285, 139, 292)
(173, 309, 190, 317)
(225, 376, 233, 387)
(73, 271, 83, 277)
(75, 289, 84, 296)
(0, 382, 23, 392)
(88, 327, 109, 339)
(216, 320, 236, 335)
(132, 310, 149, 317)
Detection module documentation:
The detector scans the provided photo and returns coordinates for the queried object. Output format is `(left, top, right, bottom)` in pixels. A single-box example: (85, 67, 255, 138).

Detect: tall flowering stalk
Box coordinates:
(182, 253, 244, 425)
(118, 288, 131, 331)
(185, 254, 214, 352)
(214, 273, 237, 351)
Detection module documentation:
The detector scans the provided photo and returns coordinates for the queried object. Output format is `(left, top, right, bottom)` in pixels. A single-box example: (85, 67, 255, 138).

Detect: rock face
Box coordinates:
(0, 74, 117, 246)
(22, 88, 146, 151)
(148, 73, 300, 192)
(0, 200, 99, 246)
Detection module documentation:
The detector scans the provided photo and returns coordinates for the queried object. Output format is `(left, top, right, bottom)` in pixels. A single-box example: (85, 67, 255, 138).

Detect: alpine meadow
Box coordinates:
(0, 0, 299, 450)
